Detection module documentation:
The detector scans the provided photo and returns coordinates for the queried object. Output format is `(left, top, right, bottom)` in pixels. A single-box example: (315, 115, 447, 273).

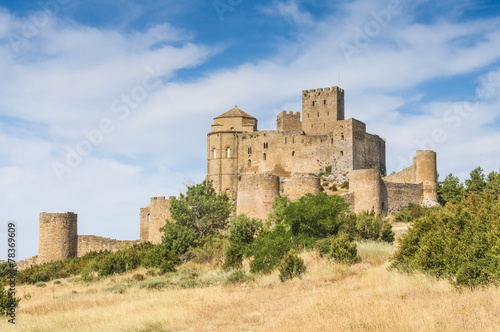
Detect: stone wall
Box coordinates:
(16, 255, 38, 270)
(277, 111, 301, 131)
(237, 173, 280, 219)
(382, 182, 423, 212)
(38, 212, 78, 264)
(77, 235, 144, 257)
(282, 174, 321, 201)
(384, 163, 417, 183)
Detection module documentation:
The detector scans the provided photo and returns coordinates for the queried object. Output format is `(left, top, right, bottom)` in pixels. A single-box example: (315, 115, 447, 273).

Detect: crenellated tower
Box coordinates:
(302, 86, 344, 135)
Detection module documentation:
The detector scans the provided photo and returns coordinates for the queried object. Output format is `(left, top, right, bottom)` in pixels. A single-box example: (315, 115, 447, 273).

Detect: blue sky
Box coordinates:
(1, 0, 500, 259)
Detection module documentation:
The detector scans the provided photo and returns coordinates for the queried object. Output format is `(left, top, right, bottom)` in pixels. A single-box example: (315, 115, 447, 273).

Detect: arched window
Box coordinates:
(331, 138, 334, 144)
(263, 153, 267, 161)
(147, 214, 150, 222)
(212, 148, 217, 159)
(312, 101, 315, 106)
(248, 159, 251, 167)
(292, 151, 295, 157)
(226, 147, 230, 158)
(340, 151, 344, 157)
(341, 134, 344, 140)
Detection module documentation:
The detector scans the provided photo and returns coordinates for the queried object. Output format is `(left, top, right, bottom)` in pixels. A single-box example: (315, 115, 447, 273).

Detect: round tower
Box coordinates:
(38, 212, 78, 263)
(349, 169, 382, 213)
(237, 173, 280, 219)
(282, 174, 321, 201)
(207, 106, 257, 198)
(416, 150, 438, 206)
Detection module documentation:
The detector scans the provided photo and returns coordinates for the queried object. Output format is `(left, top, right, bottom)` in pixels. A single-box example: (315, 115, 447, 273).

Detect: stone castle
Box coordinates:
(19, 85, 438, 269)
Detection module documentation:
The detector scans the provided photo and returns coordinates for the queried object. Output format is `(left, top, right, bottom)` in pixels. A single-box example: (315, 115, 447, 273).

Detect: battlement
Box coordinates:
(302, 86, 344, 96)
(151, 196, 166, 202)
(277, 110, 301, 131)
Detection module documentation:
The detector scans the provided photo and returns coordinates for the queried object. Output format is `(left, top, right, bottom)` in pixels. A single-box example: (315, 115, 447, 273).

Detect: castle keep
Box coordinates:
(21, 85, 438, 269)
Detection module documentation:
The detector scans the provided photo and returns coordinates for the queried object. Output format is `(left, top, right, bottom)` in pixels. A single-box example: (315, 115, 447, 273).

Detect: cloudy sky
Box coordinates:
(1, 0, 500, 259)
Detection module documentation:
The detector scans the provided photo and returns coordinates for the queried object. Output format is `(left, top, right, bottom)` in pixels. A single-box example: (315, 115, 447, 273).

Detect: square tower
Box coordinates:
(302, 86, 344, 135)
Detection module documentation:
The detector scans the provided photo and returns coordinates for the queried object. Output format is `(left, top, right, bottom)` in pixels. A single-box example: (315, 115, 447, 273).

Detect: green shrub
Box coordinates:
(278, 251, 306, 282)
(0, 281, 20, 316)
(319, 234, 358, 265)
(227, 215, 262, 246)
(188, 235, 225, 265)
(341, 181, 349, 189)
(247, 228, 292, 274)
(35, 282, 46, 288)
(222, 242, 243, 270)
(393, 203, 429, 222)
(53, 280, 62, 285)
(341, 212, 394, 243)
(160, 221, 197, 255)
(391, 193, 500, 288)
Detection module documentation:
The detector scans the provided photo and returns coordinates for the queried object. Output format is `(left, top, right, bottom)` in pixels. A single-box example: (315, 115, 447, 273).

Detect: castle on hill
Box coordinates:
(19, 85, 438, 269)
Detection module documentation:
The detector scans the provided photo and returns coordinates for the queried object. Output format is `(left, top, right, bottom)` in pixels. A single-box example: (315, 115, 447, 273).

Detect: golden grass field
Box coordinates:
(3, 225, 500, 332)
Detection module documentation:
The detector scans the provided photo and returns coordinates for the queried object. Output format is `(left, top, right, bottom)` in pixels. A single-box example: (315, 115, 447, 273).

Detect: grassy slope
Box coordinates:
(2, 239, 500, 331)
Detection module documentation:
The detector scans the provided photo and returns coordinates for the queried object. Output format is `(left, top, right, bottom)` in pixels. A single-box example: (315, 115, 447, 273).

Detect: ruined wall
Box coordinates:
(139, 196, 173, 244)
(277, 111, 301, 131)
(16, 256, 38, 270)
(302, 87, 344, 135)
(349, 169, 382, 213)
(382, 182, 423, 212)
(340, 192, 355, 211)
(384, 163, 417, 183)
(237, 173, 280, 219)
(38, 212, 78, 264)
(282, 174, 321, 201)
(77, 235, 144, 257)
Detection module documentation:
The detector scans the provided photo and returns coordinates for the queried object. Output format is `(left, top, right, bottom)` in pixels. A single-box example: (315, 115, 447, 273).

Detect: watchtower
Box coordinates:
(38, 212, 78, 264)
(302, 86, 344, 135)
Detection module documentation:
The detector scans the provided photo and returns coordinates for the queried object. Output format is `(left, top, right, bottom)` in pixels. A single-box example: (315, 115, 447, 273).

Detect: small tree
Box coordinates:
(167, 180, 233, 238)
(465, 167, 486, 193)
(438, 173, 464, 205)
(278, 251, 306, 282)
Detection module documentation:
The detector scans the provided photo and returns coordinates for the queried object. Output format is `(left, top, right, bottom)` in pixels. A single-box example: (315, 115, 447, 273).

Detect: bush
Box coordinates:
(391, 193, 500, 288)
(393, 203, 429, 222)
(341, 212, 394, 243)
(160, 222, 197, 255)
(278, 251, 306, 282)
(341, 181, 349, 189)
(317, 234, 357, 265)
(227, 215, 262, 247)
(222, 242, 243, 270)
(0, 280, 20, 316)
(247, 228, 292, 274)
(188, 235, 225, 265)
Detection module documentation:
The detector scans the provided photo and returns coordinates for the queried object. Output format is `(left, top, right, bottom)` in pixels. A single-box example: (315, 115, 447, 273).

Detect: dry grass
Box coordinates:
(2, 241, 500, 331)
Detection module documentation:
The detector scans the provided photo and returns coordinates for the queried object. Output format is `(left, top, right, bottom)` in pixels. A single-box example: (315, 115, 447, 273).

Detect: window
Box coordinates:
(285, 137, 287, 144)
(312, 101, 315, 106)
(263, 142, 268, 149)
(248, 147, 252, 154)
(307, 114, 309, 118)
(248, 159, 251, 167)
(212, 148, 217, 159)
(147, 214, 150, 222)
(340, 151, 344, 157)
(263, 153, 267, 161)
(341, 134, 344, 140)
(324, 100, 326, 105)
(292, 151, 295, 157)
(226, 147, 230, 158)
(331, 138, 334, 144)
(293, 137, 295, 144)
(317, 112, 319, 117)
